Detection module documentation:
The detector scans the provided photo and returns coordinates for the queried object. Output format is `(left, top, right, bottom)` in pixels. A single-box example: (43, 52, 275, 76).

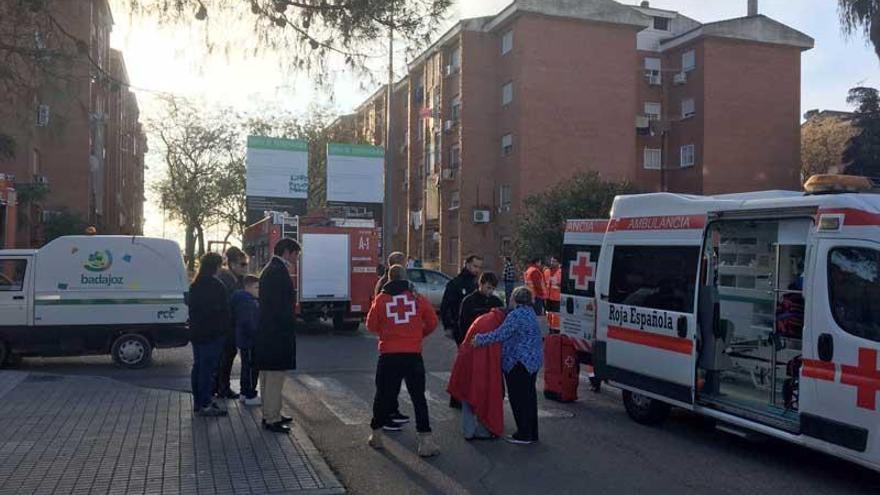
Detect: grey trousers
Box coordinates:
(462, 402, 492, 439)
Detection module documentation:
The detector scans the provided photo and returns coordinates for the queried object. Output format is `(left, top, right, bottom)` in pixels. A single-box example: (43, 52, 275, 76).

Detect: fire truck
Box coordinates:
(243, 211, 380, 331)
(593, 175, 880, 473)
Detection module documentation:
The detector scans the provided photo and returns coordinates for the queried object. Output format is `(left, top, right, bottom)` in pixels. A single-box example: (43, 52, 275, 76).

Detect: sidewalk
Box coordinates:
(0, 371, 344, 495)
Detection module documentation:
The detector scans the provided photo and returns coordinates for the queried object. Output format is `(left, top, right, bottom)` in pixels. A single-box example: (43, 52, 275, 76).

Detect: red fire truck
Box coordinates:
(243, 211, 380, 331)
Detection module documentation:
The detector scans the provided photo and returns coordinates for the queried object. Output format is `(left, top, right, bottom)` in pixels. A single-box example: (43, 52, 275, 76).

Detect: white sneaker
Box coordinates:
(243, 396, 262, 406)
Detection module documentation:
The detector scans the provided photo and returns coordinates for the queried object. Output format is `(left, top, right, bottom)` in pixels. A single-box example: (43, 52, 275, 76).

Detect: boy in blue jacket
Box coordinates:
(232, 275, 261, 406)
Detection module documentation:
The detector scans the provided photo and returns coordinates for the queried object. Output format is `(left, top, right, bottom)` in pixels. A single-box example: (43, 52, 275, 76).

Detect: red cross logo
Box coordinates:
(386, 295, 417, 324)
(840, 348, 880, 411)
(570, 252, 595, 291)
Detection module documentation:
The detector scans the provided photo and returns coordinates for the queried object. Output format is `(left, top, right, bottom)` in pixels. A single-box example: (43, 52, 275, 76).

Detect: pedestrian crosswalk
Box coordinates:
(293, 370, 576, 426)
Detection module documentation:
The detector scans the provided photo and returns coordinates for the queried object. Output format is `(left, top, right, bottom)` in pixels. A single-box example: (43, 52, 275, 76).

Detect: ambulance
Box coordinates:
(593, 175, 880, 472)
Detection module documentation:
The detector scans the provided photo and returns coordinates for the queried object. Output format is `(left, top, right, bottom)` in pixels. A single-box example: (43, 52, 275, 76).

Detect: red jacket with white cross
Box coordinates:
(366, 280, 438, 354)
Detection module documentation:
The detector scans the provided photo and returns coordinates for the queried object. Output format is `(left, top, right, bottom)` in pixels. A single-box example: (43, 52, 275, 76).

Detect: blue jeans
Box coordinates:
(462, 402, 492, 439)
(504, 282, 515, 307)
(191, 337, 224, 410)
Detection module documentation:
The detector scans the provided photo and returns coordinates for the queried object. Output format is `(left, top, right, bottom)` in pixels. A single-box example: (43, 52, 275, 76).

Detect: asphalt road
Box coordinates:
(15, 322, 880, 495)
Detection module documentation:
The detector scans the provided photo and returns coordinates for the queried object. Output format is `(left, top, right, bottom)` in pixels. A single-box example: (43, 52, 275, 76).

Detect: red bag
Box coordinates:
(543, 334, 579, 402)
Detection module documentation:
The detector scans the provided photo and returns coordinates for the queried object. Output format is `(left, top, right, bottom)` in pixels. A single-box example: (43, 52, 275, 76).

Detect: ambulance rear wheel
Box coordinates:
(111, 333, 153, 369)
(622, 390, 670, 425)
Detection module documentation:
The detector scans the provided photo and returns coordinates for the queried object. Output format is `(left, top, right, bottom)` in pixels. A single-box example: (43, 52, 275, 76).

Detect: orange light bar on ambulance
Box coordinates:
(804, 174, 874, 195)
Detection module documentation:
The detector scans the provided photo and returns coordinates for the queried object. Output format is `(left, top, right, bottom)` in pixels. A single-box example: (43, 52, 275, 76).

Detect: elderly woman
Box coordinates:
(472, 287, 543, 444)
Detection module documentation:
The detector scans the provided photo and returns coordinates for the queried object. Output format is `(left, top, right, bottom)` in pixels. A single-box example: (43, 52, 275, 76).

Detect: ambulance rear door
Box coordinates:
(559, 220, 607, 357)
(595, 214, 706, 407)
(800, 225, 880, 468)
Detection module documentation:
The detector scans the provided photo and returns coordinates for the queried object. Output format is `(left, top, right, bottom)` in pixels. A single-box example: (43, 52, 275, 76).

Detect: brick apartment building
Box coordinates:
(0, 0, 146, 248)
(347, 0, 813, 273)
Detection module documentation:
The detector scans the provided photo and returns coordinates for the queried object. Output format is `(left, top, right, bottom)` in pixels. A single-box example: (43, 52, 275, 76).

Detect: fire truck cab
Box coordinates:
(594, 175, 880, 473)
(243, 212, 379, 331)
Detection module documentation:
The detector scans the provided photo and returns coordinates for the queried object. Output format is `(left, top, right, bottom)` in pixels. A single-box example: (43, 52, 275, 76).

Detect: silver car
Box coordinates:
(406, 268, 451, 310)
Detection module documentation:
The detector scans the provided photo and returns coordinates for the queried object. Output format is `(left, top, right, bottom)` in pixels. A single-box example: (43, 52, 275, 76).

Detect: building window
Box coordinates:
(644, 148, 662, 170)
(450, 144, 461, 168)
(681, 98, 695, 119)
(502, 81, 513, 106)
(501, 134, 513, 156)
(682, 49, 696, 72)
(452, 95, 461, 122)
(644, 57, 662, 85)
(653, 16, 670, 31)
(644, 102, 661, 121)
(501, 30, 513, 55)
(499, 185, 512, 212)
(449, 190, 461, 210)
(680, 144, 695, 168)
(450, 47, 461, 69)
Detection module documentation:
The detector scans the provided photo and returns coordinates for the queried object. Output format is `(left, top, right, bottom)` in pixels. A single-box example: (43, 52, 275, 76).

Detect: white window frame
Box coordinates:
(502, 81, 513, 106)
(653, 16, 670, 31)
(644, 148, 662, 170)
(450, 144, 461, 168)
(501, 30, 513, 55)
(451, 95, 461, 122)
(501, 134, 513, 156)
(449, 190, 461, 210)
(681, 98, 695, 119)
(450, 47, 461, 69)
(499, 185, 512, 211)
(644, 102, 661, 121)
(680, 144, 695, 168)
(682, 49, 696, 72)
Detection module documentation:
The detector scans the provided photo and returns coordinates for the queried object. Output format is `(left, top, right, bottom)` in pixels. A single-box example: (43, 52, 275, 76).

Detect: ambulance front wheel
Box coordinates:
(111, 333, 153, 369)
(622, 390, 670, 425)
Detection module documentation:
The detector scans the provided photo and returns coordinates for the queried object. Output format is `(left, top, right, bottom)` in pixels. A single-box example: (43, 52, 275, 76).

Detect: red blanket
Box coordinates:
(446, 308, 505, 436)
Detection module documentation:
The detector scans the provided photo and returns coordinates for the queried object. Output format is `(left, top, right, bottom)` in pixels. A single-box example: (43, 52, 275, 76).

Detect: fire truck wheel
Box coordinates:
(332, 314, 360, 332)
(622, 390, 670, 425)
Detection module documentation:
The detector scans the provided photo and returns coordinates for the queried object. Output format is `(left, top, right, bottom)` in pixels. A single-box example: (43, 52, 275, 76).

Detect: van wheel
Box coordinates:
(0, 341, 9, 368)
(622, 390, 670, 425)
(111, 334, 153, 369)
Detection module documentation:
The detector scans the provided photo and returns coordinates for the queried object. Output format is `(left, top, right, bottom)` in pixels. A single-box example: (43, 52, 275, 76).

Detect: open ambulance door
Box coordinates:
(595, 230, 702, 422)
(799, 236, 880, 468)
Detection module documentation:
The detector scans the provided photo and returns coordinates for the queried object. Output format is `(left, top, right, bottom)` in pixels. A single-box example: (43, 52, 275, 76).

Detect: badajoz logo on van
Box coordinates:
(80, 250, 124, 286)
(608, 304, 674, 331)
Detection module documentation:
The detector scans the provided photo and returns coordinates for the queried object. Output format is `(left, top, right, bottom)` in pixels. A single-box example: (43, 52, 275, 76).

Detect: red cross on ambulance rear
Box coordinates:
(386, 294, 417, 324)
(570, 252, 595, 291)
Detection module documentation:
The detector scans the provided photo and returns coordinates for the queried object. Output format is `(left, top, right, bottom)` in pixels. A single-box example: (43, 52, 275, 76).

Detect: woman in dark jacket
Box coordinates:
(188, 252, 230, 417)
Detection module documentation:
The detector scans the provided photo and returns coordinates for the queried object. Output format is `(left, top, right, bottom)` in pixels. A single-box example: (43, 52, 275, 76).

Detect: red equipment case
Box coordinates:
(543, 334, 579, 402)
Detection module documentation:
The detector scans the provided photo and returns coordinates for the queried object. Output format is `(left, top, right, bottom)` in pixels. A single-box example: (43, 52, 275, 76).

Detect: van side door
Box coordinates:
(800, 238, 880, 464)
(0, 256, 32, 327)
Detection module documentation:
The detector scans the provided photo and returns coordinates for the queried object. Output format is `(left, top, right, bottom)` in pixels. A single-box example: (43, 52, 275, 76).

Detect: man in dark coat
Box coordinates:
(440, 254, 483, 408)
(255, 238, 300, 433)
(458, 271, 504, 338)
(215, 246, 248, 399)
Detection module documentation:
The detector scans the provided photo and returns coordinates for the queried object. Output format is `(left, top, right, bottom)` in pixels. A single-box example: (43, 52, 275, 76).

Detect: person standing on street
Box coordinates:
(543, 256, 562, 332)
(472, 287, 543, 444)
(502, 257, 517, 307)
(458, 272, 504, 337)
(188, 253, 230, 417)
(524, 258, 547, 316)
(372, 250, 411, 428)
(374, 251, 406, 297)
(255, 238, 300, 434)
(232, 275, 261, 406)
(215, 246, 248, 399)
(441, 254, 483, 408)
(366, 265, 439, 457)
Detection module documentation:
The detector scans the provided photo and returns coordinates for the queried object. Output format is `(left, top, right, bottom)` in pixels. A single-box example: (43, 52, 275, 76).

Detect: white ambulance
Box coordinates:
(594, 175, 880, 473)
(0, 236, 189, 368)
(559, 220, 607, 386)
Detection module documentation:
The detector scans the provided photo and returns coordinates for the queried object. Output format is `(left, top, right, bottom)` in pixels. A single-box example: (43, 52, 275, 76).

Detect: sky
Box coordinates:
(107, 0, 880, 241)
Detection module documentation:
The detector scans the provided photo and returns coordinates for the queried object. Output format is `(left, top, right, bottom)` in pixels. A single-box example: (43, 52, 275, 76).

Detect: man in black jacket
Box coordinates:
(215, 246, 248, 399)
(255, 238, 300, 433)
(440, 254, 483, 408)
(458, 271, 504, 337)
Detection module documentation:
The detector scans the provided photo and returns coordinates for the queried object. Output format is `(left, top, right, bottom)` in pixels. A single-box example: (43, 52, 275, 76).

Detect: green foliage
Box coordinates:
(42, 208, 87, 244)
(514, 172, 640, 264)
(838, 0, 880, 59)
(843, 86, 880, 176)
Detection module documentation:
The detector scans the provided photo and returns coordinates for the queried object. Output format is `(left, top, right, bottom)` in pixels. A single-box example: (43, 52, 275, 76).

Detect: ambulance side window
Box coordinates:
(561, 245, 600, 297)
(828, 247, 880, 343)
(608, 245, 700, 313)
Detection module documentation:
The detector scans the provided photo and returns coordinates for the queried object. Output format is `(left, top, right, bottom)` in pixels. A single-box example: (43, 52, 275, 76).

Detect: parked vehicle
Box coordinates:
(407, 268, 450, 310)
(594, 175, 880, 473)
(244, 212, 380, 331)
(559, 219, 608, 361)
(0, 236, 189, 368)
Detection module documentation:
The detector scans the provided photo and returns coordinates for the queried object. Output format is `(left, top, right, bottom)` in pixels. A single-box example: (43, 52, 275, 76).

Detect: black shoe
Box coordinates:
(504, 434, 535, 445)
(382, 422, 404, 432)
(263, 421, 290, 434)
(389, 412, 410, 424)
(280, 415, 293, 424)
(449, 398, 462, 409)
(217, 389, 240, 400)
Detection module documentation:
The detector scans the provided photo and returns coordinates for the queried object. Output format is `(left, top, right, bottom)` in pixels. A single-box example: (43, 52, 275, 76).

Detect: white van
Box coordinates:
(594, 175, 880, 473)
(559, 220, 607, 357)
(0, 236, 189, 368)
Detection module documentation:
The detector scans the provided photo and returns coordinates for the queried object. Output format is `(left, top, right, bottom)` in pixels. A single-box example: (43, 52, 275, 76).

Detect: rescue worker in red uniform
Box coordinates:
(524, 258, 547, 315)
(543, 256, 562, 332)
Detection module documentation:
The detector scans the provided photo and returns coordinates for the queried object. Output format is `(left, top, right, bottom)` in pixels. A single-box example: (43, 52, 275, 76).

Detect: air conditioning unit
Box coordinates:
(444, 120, 455, 132)
(673, 72, 687, 85)
(33, 175, 49, 185)
(635, 116, 650, 129)
(473, 209, 491, 224)
(441, 168, 455, 180)
(36, 104, 50, 127)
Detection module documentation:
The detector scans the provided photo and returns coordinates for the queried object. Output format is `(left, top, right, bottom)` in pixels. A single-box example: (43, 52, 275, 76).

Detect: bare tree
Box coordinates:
(839, 0, 880, 59)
